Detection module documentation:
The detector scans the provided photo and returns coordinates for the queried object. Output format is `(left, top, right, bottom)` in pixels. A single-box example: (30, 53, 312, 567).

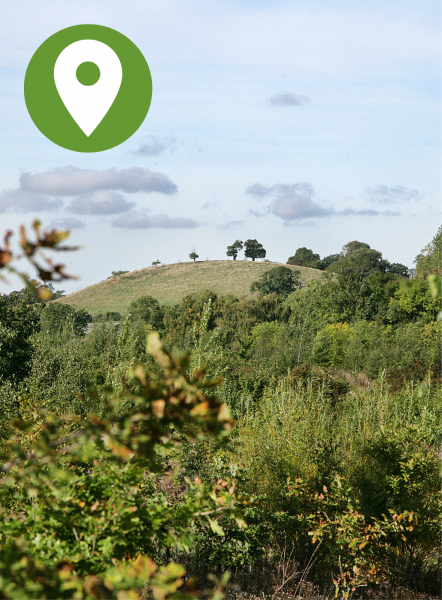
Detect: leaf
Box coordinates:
(208, 519, 225, 536)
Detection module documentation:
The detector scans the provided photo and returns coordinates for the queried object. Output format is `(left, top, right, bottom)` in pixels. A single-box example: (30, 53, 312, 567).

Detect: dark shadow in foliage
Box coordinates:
(93, 311, 122, 322)
(41, 303, 92, 336)
(288, 364, 349, 407)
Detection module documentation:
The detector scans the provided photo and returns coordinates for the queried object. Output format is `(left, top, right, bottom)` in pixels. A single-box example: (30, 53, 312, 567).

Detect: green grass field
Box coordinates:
(55, 260, 323, 317)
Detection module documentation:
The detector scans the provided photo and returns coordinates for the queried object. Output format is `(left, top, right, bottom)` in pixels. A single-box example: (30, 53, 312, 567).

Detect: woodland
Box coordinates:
(0, 222, 440, 600)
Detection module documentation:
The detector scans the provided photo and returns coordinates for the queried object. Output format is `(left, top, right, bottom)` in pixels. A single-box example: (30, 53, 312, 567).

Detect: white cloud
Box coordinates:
(67, 191, 135, 215)
(112, 212, 199, 229)
(20, 166, 178, 196)
(0, 188, 62, 213)
(272, 195, 334, 220)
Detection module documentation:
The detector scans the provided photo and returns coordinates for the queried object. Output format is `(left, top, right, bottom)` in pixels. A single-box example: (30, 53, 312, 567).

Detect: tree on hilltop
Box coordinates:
(287, 247, 320, 267)
(226, 239, 243, 260)
(244, 239, 266, 261)
(189, 247, 199, 262)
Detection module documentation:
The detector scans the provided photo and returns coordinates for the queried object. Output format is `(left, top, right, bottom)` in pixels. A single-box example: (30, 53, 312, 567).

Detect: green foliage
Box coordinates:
(128, 295, 165, 331)
(250, 266, 301, 298)
(93, 311, 122, 322)
(0, 333, 240, 599)
(414, 224, 442, 276)
(2, 282, 66, 305)
(244, 239, 266, 261)
(41, 303, 92, 336)
(287, 247, 320, 267)
(388, 278, 440, 323)
(1, 224, 440, 598)
(0, 297, 41, 384)
(108, 270, 129, 278)
(189, 247, 199, 262)
(312, 323, 353, 368)
(226, 240, 243, 260)
(319, 253, 341, 270)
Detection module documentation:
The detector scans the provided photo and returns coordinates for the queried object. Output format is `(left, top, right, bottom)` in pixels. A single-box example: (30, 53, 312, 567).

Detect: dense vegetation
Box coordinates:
(0, 226, 441, 599)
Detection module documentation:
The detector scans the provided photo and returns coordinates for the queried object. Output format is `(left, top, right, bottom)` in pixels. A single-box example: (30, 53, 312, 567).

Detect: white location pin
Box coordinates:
(54, 39, 122, 137)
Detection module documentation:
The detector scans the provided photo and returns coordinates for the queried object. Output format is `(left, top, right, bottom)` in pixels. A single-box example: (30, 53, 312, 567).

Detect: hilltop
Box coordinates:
(55, 260, 323, 317)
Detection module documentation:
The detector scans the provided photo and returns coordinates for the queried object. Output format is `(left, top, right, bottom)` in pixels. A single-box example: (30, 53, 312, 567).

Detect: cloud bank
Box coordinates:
(0, 188, 62, 213)
(246, 181, 402, 223)
(21, 166, 178, 196)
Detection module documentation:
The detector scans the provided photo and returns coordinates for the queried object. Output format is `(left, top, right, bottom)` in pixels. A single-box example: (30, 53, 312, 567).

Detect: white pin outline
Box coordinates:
(54, 39, 122, 137)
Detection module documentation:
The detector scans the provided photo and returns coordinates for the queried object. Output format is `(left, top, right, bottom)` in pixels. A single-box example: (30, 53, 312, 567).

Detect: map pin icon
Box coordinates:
(54, 39, 122, 137)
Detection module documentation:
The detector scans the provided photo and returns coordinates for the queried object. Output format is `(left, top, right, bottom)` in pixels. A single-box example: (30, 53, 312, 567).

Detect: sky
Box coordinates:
(0, 0, 440, 294)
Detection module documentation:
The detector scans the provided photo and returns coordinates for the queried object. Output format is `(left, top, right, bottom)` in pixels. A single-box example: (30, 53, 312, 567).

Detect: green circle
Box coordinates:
(76, 61, 100, 86)
(24, 25, 152, 152)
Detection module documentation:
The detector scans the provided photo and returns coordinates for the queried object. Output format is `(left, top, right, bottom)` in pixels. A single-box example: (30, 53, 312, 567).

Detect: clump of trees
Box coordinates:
(287, 241, 409, 277)
(226, 239, 266, 261)
(250, 265, 301, 298)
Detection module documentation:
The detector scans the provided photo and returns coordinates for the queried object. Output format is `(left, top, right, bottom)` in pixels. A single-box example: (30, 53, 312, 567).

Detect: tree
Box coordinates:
(334, 248, 384, 279)
(127, 295, 164, 331)
(189, 247, 199, 262)
(287, 247, 320, 267)
(151, 260, 161, 267)
(386, 263, 409, 278)
(321, 254, 341, 271)
(0, 296, 41, 383)
(414, 225, 442, 277)
(40, 303, 92, 336)
(226, 239, 243, 260)
(250, 266, 301, 298)
(341, 240, 371, 257)
(244, 239, 266, 261)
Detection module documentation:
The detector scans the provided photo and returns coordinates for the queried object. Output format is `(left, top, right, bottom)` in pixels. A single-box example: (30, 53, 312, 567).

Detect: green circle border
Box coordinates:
(24, 25, 152, 153)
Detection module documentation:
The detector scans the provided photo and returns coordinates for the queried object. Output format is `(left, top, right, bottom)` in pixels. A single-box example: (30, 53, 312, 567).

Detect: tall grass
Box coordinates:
(232, 373, 440, 491)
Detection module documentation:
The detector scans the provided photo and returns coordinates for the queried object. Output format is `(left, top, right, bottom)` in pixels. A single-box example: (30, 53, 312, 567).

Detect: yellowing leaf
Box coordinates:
(208, 519, 225, 536)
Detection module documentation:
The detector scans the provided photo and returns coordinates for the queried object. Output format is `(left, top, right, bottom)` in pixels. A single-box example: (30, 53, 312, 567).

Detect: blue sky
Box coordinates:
(0, 0, 440, 293)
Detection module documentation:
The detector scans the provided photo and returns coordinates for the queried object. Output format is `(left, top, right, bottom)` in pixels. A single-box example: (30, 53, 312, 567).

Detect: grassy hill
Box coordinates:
(55, 260, 324, 317)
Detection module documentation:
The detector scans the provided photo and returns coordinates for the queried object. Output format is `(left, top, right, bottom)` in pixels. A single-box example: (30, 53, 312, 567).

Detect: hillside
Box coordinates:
(55, 260, 324, 317)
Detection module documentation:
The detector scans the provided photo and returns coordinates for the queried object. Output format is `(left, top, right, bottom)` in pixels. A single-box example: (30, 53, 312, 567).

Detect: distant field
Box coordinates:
(55, 260, 324, 317)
